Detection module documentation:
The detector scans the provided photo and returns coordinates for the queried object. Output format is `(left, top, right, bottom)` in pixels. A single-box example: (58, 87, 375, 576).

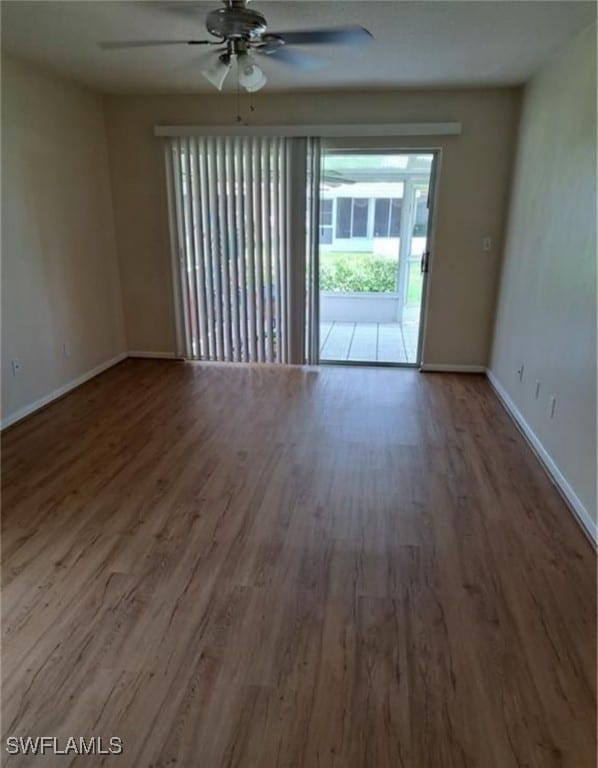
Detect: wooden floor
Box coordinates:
(2, 360, 595, 767)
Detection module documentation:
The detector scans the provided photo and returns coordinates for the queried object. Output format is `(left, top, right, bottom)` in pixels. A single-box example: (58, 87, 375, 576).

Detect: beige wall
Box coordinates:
(1, 55, 126, 424)
(103, 87, 520, 363)
(490, 24, 597, 529)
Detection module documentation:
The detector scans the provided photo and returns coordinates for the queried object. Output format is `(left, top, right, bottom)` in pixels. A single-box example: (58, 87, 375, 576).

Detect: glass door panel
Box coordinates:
(319, 152, 435, 365)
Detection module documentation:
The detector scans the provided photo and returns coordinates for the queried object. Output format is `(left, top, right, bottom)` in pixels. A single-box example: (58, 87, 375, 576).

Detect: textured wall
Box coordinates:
(490, 24, 597, 526)
(103, 88, 520, 363)
(1, 54, 126, 422)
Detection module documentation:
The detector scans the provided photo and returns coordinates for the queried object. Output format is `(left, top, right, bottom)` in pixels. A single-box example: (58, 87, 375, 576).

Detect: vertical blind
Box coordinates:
(164, 135, 320, 365)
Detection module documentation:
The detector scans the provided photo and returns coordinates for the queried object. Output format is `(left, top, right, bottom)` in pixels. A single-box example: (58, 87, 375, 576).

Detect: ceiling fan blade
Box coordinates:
(268, 25, 372, 46)
(98, 39, 215, 50)
(256, 46, 322, 71)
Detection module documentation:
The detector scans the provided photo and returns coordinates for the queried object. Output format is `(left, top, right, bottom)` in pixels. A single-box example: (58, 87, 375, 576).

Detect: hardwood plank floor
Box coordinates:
(2, 359, 595, 767)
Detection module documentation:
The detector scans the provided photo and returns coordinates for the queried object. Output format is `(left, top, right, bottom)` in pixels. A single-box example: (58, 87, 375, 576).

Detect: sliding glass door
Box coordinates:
(164, 135, 320, 365)
(164, 138, 437, 369)
(318, 151, 436, 366)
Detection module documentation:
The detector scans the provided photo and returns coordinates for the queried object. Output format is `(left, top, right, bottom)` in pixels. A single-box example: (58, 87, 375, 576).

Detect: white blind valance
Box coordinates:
(156, 122, 462, 138)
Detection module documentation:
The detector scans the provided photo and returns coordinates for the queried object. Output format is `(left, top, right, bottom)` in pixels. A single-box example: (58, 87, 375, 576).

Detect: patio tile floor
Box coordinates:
(320, 322, 419, 364)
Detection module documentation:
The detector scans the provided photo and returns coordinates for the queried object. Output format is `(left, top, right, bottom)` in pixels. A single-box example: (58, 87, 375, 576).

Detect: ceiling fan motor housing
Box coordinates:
(206, 6, 267, 40)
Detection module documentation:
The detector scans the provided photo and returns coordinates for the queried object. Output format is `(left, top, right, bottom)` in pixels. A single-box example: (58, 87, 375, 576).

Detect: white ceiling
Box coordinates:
(1, 1, 595, 94)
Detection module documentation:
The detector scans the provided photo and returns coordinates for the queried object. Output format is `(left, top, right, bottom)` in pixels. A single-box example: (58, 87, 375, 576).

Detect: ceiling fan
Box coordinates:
(99, 0, 372, 93)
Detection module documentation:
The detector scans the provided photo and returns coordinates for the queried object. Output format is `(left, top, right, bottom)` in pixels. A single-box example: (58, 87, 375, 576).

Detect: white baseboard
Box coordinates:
(127, 350, 178, 359)
(1, 352, 127, 431)
(486, 368, 597, 546)
(420, 364, 486, 373)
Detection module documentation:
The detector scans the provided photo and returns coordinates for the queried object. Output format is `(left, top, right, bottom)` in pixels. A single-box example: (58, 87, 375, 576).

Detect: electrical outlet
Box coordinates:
(535, 380, 541, 399)
(549, 396, 557, 419)
(517, 365, 524, 382)
(11, 359, 21, 376)
(482, 236, 492, 252)
(63, 342, 71, 358)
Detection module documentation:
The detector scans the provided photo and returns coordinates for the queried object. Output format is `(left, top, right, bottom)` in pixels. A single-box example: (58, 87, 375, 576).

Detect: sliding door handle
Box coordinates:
(420, 250, 430, 274)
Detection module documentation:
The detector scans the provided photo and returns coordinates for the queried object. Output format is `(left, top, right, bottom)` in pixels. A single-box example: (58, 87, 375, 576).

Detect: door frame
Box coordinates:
(317, 146, 441, 368)
(415, 149, 441, 368)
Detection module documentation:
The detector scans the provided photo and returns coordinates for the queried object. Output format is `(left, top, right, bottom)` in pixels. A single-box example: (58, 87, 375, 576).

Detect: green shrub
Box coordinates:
(320, 252, 397, 293)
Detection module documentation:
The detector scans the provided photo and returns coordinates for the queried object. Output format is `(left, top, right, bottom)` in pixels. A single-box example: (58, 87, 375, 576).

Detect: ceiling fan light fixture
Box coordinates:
(99, 2, 373, 94)
(237, 53, 267, 92)
(200, 52, 232, 91)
